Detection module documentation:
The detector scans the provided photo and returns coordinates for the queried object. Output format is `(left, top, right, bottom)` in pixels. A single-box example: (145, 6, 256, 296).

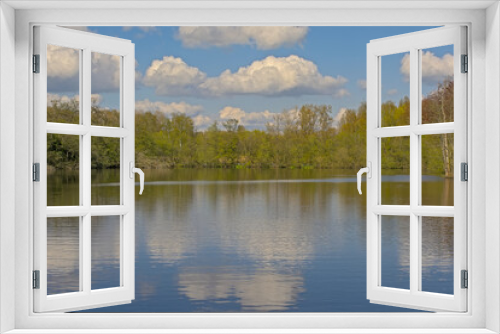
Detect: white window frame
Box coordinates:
(366, 26, 467, 312)
(1, 1, 499, 333)
(33, 26, 136, 313)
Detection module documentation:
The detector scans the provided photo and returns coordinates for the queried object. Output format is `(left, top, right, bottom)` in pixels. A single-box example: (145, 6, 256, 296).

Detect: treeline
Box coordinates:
(47, 79, 454, 176)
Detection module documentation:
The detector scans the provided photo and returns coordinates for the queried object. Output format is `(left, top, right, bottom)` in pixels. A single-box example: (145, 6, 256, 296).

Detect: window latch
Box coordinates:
(357, 162, 371, 195)
(129, 162, 145, 195)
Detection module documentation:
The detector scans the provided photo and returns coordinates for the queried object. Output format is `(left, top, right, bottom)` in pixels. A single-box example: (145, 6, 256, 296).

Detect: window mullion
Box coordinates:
(409, 47, 420, 294)
(77, 43, 84, 299)
(82, 48, 91, 210)
(77, 47, 84, 299)
(417, 47, 424, 293)
(82, 213, 91, 293)
(82, 47, 92, 294)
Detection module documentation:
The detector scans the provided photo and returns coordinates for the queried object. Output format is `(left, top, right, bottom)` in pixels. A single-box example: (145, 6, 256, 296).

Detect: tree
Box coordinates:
(422, 78, 454, 177)
(222, 119, 239, 132)
(47, 86, 453, 175)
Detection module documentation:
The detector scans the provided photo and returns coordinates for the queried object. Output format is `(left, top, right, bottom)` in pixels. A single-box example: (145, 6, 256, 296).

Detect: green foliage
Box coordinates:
(46, 80, 454, 176)
(91, 137, 120, 169)
(47, 133, 79, 170)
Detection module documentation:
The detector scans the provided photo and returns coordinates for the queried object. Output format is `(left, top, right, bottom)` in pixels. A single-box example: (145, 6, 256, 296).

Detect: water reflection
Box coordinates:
(47, 217, 80, 295)
(422, 177, 454, 206)
(46, 169, 453, 312)
(178, 268, 304, 312)
(91, 216, 121, 290)
(381, 216, 410, 290)
(421, 217, 454, 294)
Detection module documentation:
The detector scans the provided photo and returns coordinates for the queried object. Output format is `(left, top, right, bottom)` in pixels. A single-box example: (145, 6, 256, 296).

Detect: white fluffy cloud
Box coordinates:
(47, 45, 80, 81)
(47, 45, 141, 93)
(47, 45, 120, 92)
(357, 79, 367, 90)
(177, 26, 308, 50)
(143, 55, 347, 97)
(333, 107, 348, 127)
(401, 51, 454, 83)
(334, 88, 350, 98)
(142, 56, 207, 96)
(192, 115, 213, 129)
(219, 106, 277, 128)
(387, 88, 398, 96)
(135, 99, 213, 130)
(91, 53, 121, 92)
(219, 106, 246, 120)
(198, 55, 347, 97)
(47, 93, 102, 107)
(47, 93, 78, 107)
(135, 99, 203, 116)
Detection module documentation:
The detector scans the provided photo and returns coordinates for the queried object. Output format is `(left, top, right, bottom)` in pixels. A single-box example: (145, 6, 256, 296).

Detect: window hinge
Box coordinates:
(461, 270, 468, 289)
(461, 162, 468, 181)
(33, 54, 40, 73)
(33, 163, 40, 182)
(461, 54, 468, 73)
(33, 270, 40, 289)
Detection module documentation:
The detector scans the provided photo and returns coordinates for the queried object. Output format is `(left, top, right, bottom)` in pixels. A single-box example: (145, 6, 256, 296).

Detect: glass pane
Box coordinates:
(381, 52, 410, 127)
(91, 216, 121, 290)
(91, 137, 121, 205)
(47, 217, 80, 295)
(422, 134, 454, 206)
(47, 134, 80, 206)
(381, 215, 410, 290)
(421, 45, 454, 124)
(47, 45, 80, 124)
(91, 52, 121, 127)
(381, 136, 410, 205)
(421, 217, 454, 294)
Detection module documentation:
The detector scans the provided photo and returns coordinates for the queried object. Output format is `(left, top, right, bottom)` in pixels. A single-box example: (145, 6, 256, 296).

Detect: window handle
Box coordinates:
(129, 162, 145, 195)
(357, 162, 371, 195)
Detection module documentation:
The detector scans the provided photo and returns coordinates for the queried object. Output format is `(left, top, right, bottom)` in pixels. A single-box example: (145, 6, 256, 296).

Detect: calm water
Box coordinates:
(46, 169, 454, 312)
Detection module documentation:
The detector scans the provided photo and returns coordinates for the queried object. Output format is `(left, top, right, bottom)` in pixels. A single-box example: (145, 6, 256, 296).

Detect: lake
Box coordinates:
(46, 169, 454, 312)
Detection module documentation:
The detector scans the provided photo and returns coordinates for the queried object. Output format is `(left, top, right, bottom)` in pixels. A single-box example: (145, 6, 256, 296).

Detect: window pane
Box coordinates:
(381, 52, 410, 127)
(421, 217, 454, 294)
(47, 45, 80, 124)
(421, 134, 454, 206)
(421, 45, 454, 124)
(91, 137, 121, 205)
(381, 215, 410, 290)
(91, 216, 121, 290)
(47, 134, 80, 206)
(91, 52, 121, 127)
(381, 136, 410, 205)
(47, 217, 80, 295)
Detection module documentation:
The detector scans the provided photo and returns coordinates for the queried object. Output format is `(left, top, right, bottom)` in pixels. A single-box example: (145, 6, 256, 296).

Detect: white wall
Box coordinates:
(0, 2, 16, 333)
(486, 2, 500, 333)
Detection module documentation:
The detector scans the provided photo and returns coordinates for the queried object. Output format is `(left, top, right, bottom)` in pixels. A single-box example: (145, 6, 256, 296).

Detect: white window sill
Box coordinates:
(4, 329, 498, 334)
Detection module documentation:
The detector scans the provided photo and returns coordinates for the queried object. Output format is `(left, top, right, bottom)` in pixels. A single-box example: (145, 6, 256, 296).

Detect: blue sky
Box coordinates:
(48, 26, 454, 130)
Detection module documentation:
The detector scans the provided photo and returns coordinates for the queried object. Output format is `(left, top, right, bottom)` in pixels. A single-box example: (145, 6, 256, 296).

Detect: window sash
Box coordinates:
(33, 25, 136, 313)
(366, 26, 467, 312)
